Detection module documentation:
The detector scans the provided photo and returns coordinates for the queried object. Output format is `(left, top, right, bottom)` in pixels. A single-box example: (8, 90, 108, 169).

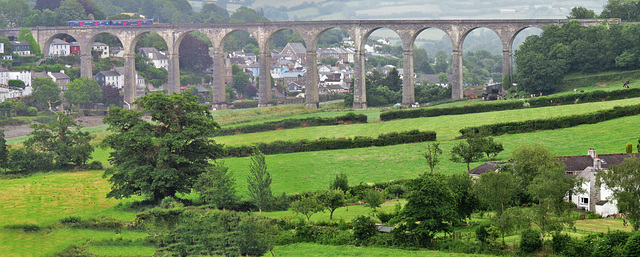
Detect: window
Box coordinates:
(580, 197, 589, 205)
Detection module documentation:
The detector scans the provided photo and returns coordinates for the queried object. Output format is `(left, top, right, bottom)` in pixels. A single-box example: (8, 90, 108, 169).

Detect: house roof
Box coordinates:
(557, 153, 640, 172)
(97, 70, 121, 77)
(468, 162, 506, 176)
(50, 72, 70, 80)
(51, 39, 69, 45)
(196, 86, 209, 93)
(11, 41, 30, 46)
(286, 43, 306, 54)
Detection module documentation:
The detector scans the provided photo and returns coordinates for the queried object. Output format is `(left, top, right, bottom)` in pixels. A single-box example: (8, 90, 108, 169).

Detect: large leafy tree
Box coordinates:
(291, 194, 324, 222)
(101, 92, 223, 202)
(567, 6, 597, 19)
(394, 173, 457, 247)
(317, 189, 345, 220)
(599, 157, 640, 230)
(475, 171, 518, 244)
(0, 0, 30, 27)
(32, 78, 61, 111)
(194, 162, 239, 210)
(64, 77, 102, 107)
(179, 34, 212, 72)
(101, 84, 122, 107)
(450, 138, 483, 172)
(24, 112, 94, 167)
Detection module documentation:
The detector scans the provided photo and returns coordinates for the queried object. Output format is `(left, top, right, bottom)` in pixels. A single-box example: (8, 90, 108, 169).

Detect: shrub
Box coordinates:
(25, 107, 37, 116)
(82, 161, 103, 170)
(593, 230, 632, 257)
(5, 223, 41, 232)
(232, 100, 258, 109)
(624, 232, 640, 257)
(352, 215, 377, 245)
(8, 148, 54, 174)
(476, 224, 490, 244)
(375, 211, 397, 224)
(552, 232, 572, 255)
(627, 142, 634, 154)
(60, 216, 82, 224)
(520, 228, 542, 254)
(159, 196, 184, 209)
(70, 217, 123, 230)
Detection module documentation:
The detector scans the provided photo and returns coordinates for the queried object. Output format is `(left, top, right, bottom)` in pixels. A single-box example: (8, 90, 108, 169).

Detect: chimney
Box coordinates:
(60, 70, 64, 74)
(594, 156, 602, 170)
(588, 148, 597, 159)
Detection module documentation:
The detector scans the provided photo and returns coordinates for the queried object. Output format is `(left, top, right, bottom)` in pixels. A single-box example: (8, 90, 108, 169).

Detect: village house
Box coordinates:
(279, 43, 307, 64)
(468, 148, 639, 217)
(11, 41, 31, 56)
(92, 42, 110, 58)
(138, 47, 168, 70)
(70, 42, 81, 54)
(49, 39, 70, 57)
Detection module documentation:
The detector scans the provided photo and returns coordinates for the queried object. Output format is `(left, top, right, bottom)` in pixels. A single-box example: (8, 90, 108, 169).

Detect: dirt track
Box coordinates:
(1, 116, 107, 139)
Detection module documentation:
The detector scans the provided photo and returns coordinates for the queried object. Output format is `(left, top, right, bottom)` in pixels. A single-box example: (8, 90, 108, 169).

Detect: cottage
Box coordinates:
(280, 43, 307, 64)
(49, 39, 70, 57)
(11, 41, 31, 56)
(139, 47, 168, 70)
(92, 42, 110, 58)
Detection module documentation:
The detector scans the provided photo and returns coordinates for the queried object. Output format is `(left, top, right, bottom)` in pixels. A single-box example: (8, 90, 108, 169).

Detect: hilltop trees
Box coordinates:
(102, 92, 223, 202)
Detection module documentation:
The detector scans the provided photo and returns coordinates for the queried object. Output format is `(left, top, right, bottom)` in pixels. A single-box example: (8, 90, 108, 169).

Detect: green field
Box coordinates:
(3, 85, 640, 255)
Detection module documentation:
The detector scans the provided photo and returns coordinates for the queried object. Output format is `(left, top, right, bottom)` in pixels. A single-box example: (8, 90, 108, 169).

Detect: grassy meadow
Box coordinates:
(2, 81, 640, 255)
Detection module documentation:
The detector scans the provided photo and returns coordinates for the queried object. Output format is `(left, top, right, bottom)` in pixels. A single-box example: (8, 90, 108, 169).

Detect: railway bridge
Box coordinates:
(0, 19, 615, 109)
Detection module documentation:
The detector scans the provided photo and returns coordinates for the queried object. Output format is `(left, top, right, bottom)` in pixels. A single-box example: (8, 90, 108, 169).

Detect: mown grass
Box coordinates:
(215, 97, 640, 146)
(267, 243, 492, 257)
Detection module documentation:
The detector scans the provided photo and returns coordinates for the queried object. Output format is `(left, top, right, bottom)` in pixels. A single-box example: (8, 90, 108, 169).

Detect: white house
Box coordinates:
(139, 47, 168, 70)
(92, 42, 110, 58)
(49, 39, 70, 57)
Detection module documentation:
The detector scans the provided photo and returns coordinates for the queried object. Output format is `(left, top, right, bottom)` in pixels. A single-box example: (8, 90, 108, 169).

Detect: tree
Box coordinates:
(599, 157, 640, 230)
(0, 0, 30, 27)
(179, 34, 213, 72)
(527, 161, 577, 246)
(233, 69, 251, 95)
(32, 78, 61, 111)
(475, 135, 504, 161)
(55, 0, 88, 22)
(24, 112, 94, 167)
(502, 73, 511, 90)
(362, 188, 383, 211)
(317, 189, 346, 220)
(0, 130, 7, 172)
(194, 162, 239, 210)
(101, 84, 122, 107)
(450, 139, 483, 172)
(437, 72, 448, 83)
(64, 77, 102, 107)
(291, 194, 324, 222)
(329, 172, 349, 192)
(511, 143, 563, 203)
(423, 142, 442, 174)
(395, 173, 457, 247)
(475, 171, 518, 244)
(18, 28, 41, 55)
(101, 92, 223, 202)
(247, 148, 273, 213)
(567, 6, 597, 19)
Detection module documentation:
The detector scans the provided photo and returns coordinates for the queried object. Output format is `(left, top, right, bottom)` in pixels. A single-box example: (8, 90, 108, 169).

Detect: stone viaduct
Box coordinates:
(0, 19, 614, 109)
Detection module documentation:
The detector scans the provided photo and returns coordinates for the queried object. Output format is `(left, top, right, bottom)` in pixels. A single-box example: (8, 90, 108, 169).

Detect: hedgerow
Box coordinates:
(380, 88, 640, 121)
(459, 104, 640, 137)
(217, 112, 367, 136)
(224, 130, 436, 157)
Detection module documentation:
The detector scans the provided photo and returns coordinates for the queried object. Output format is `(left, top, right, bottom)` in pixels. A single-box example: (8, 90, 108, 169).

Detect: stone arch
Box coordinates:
(509, 26, 543, 51)
(42, 33, 82, 57)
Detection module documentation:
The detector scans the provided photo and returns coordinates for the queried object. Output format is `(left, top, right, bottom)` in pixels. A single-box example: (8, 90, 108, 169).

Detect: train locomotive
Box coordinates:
(68, 19, 154, 27)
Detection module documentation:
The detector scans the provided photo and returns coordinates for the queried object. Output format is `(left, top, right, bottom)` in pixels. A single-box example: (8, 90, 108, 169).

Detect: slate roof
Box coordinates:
(50, 72, 70, 80)
(468, 162, 506, 176)
(51, 39, 69, 45)
(556, 153, 640, 172)
(287, 43, 307, 54)
(97, 70, 121, 77)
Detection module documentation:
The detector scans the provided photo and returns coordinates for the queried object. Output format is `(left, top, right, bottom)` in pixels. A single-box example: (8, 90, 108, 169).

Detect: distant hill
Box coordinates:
(187, 0, 609, 21)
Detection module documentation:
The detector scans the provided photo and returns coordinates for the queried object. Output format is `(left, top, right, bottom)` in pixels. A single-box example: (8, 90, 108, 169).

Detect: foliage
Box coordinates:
(247, 148, 273, 213)
(593, 230, 631, 257)
(627, 142, 634, 153)
(381, 88, 640, 121)
(32, 78, 61, 111)
(502, 73, 510, 90)
(394, 173, 457, 247)
(450, 138, 483, 172)
(6, 147, 54, 174)
(362, 188, 383, 211)
(64, 77, 102, 107)
(218, 113, 367, 136)
(225, 130, 436, 157)
(18, 28, 40, 55)
(8, 79, 24, 89)
(101, 84, 122, 107)
(194, 162, 239, 210)
(423, 143, 442, 174)
(352, 215, 377, 245)
(179, 34, 212, 72)
(519, 228, 542, 253)
(624, 232, 640, 257)
(330, 172, 349, 192)
(24, 112, 94, 167)
(567, 6, 597, 19)
(474, 171, 518, 244)
(291, 194, 324, 222)
(135, 54, 168, 88)
(460, 103, 640, 138)
(0, 130, 7, 172)
(599, 157, 640, 230)
(101, 92, 223, 202)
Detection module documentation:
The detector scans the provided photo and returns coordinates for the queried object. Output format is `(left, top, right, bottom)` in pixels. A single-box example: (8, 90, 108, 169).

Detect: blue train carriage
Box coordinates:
(68, 20, 110, 26)
(110, 19, 154, 26)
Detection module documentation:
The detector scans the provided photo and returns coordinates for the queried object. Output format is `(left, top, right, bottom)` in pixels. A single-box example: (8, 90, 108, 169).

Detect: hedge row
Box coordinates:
(459, 104, 640, 137)
(380, 88, 640, 121)
(225, 129, 436, 157)
(217, 112, 368, 136)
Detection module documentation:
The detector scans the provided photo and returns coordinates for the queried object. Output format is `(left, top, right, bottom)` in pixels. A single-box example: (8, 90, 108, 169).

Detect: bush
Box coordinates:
(232, 100, 258, 109)
(60, 216, 82, 224)
(552, 232, 572, 255)
(352, 215, 377, 245)
(520, 228, 542, 254)
(25, 107, 37, 116)
(8, 148, 54, 174)
(592, 230, 631, 257)
(82, 161, 103, 170)
(380, 88, 640, 121)
(70, 217, 123, 230)
(5, 223, 41, 232)
(375, 211, 397, 224)
(476, 224, 490, 244)
(624, 232, 640, 257)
